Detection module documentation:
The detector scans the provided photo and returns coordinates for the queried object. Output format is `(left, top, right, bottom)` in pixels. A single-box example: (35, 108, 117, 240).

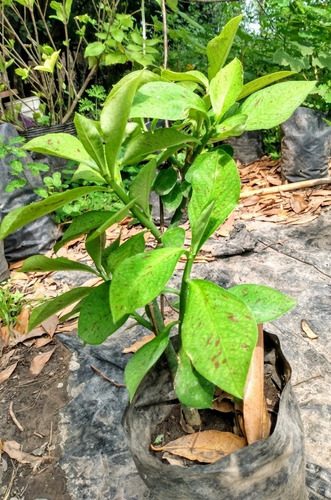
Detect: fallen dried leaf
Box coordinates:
(11, 272, 29, 281)
(0, 350, 16, 370)
(41, 315, 59, 337)
(212, 399, 234, 413)
(162, 452, 185, 467)
(123, 334, 156, 354)
(30, 348, 56, 376)
(151, 431, 247, 463)
(0, 362, 18, 385)
(33, 337, 53, 348)
(14, 308, 30, 335)
(2, 440, 52, 467)
(290, 195, 308, 214)
(301, 320, 319, 339)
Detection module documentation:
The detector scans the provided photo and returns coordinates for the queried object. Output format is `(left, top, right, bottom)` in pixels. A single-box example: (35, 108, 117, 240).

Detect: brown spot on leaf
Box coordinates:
(222, 359, 227, 364)
(211, 349, 223, 362)
(228, 314, 238, 322)
(215, 339, 220, 347)
(241, 344, 249, 349)
(214, 361, 219, 370)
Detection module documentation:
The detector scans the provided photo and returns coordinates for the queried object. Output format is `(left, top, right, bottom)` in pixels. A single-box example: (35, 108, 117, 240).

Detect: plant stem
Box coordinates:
(178, 251, 195, 346)
(106, 177, 162, 243)
(131, 312, 154, 332)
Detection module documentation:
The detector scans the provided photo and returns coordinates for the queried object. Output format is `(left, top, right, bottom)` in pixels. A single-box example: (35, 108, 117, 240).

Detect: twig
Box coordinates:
(240, 177, 331, 199)
(90, 365, 125, 388)
(9, 402, 24, 432)
(3, 466, 16, 500)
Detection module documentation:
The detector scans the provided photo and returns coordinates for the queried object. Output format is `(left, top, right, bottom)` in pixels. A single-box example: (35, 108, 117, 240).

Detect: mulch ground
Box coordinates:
(0, 156, 330, 499)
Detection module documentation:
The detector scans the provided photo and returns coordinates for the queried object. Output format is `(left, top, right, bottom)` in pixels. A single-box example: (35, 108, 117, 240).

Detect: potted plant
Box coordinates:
(0, 15, 315, 498)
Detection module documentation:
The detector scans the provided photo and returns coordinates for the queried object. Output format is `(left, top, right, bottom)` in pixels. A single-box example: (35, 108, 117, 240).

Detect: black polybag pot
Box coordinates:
(280, 107, 331, 182)
(124, 332, 307, 500)
(0, 214, 9, 283)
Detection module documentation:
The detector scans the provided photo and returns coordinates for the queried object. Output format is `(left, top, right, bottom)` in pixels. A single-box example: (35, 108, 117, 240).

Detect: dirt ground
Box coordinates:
(0, 338, 71, 499)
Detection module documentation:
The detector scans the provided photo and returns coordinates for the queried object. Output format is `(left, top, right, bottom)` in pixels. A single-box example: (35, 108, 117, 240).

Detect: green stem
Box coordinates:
(106, 176, 162, 243)
(178, 251, 195, 346)
(131, 312, 154, 332)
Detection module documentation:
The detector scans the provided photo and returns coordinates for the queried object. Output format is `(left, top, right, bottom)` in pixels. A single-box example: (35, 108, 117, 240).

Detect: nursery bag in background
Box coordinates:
(224, 131, 264, 165)
(280, 107, 331, 182)
(0, 123, 59, 262)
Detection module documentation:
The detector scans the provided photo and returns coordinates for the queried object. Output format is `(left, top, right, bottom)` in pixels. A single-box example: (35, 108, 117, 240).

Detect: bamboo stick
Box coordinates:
(240, 177, 331, 199)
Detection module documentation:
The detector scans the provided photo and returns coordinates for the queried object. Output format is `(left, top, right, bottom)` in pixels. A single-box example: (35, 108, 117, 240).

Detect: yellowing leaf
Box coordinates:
(151, 430, 246, 463)
(34, 50, 61, 73)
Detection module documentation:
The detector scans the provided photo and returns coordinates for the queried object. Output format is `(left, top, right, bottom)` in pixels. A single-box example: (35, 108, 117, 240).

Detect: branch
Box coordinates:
(240, 177, 331, 199)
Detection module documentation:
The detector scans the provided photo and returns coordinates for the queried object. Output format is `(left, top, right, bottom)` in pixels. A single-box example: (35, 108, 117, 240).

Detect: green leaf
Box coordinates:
(161, 184, 183, 212)
(240, 81, 316, 130)
(101, 71, 143, 179)
(207, 15, 243, 80)
(85, 232, 106, 271)
(182, 280, 258, 399)
(238, 71, 296, 100)
(161, 69, 209, 89)
(29, 287, 91, 331)
(86, 199, 137, 242)
(21, 255, 98, 275)
(54, 211, 115, 252)
(211, 114, 247, 142)
(104, 70, 160, 105)
(210, 58, 243, 120)
(110, 248, 184, 322)
(74, 114, 106, 172)
(23, 133, 96, 168)
(84, 41, 105, 57)
(130, 82, 207, 121)
(273, 50, 306, 72)
(0, 186, 109, 240)
(122, 128, 198, 166)
(5, 179, 27, 192)
(129, 159, 157, 215)
(190, 201, 215, 255)
(78, 282, 127, 345)
(34, 50, 60, 74)
(187, 150, 240, 246)
(229, 284, 297, 324)
(154, 167, 178, 196)
(105, 232, 146, 274)
(124, 323, 174, 402)
(71, 163, 106, 183)
(161, 227, 185, 248)
(175, 350, 215, 409)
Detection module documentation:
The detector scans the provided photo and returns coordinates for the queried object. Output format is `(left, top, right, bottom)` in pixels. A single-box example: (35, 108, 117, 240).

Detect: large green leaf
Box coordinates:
(187, 150, 240, 247)
(124, 323, 174, 402)
(129, 159, 157, 215)
(54, 211, 115, 252)
(105, 232, 146, 274)
(71, 163, 106, 183)
(175, 350, 215, 409)
(161, 184, 183, 212)
(130, 82, 207, 120)
(161, 227, 185, 248)
(101, 71, 143, 179)
(122, 128, 198, 166)
(28, 287, 91, 331)
(0, 186, 109, 240)
(210, 58, 243, 120)
(207, 15, 243, 80)
(154, 167, 178, 196)
(161, 69, 209, 89)
(210, 114, 247, 142)
(182, 280, 258, 399)
(23, 133, 96, 168)
(21, 255, 98, 275)
(240, 81, 316, 130)
(229, 284, 297, 324)
(110, 247, 184, 322)
(78, 282, 127, 345)
(74, 114, 106, 172)
(238, 71, 296, 100)
(104, 70, 161, 105)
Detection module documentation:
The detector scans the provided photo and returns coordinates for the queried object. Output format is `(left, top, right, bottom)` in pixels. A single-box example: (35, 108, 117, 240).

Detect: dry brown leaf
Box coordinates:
(123, 334, 156, 354)
(33, 337, 53, 348)
(266, 175, 282, 186)
(2, 440, 52, 467)
(243, 324, 271, 445)
(14, 307, 30, 334)
(179, 410, 195, 434)
(162, 452, 185, 467)
(11, 272, 29, 281)
(290, 195, 308, 214)
(9, 260, 25, 270)
(55, 321, 78, 333)
(0, 325, 10, 346)
(29, 348, 56, 376)
(212, 399, 234, 413)
(11, 326, 46, 347)
(151, 431, 247, 463)
(0, 362, 18, 385)
(41, 315, 59, 337)
(301, 320, 319, 339)
(0, 350, 15, 370)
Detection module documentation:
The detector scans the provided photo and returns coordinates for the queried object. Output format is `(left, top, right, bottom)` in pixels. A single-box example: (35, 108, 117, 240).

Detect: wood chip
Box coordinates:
(301, 320, 319, 339)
